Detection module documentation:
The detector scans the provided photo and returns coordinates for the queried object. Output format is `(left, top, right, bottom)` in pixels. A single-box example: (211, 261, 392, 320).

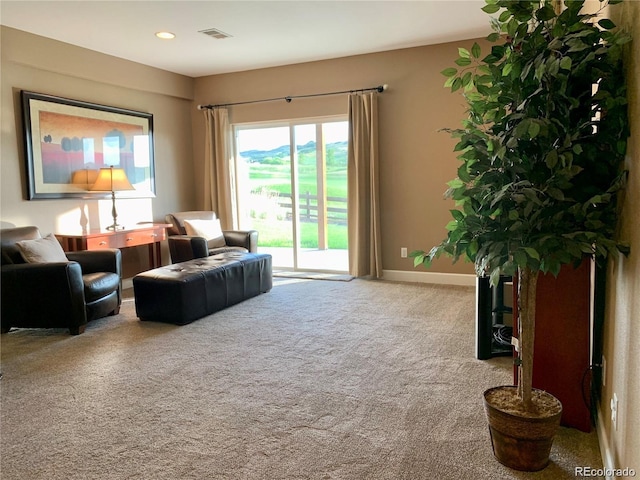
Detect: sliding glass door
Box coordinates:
(234, 118, 348, 272)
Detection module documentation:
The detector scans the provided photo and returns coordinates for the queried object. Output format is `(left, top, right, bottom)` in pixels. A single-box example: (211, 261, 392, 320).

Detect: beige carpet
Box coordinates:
(1, 278, 602, 479)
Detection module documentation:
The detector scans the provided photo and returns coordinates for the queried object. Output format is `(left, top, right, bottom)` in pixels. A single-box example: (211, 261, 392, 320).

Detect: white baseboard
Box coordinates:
(596, 404, 615, 478)
(382, 269, 476, 286)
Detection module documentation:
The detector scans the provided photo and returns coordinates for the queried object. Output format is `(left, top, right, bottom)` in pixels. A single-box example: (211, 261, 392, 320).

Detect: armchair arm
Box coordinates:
(1, 262, 86, 328)
(223, 230, 258, 253)
(66, 249, 122, 276)
(167, 235, 208, 263)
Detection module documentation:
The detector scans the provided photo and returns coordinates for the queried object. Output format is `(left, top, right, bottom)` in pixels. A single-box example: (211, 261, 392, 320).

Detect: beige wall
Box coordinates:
(2, 27, 486, 277)
(1, 27, 196, 275)
(601, 2, 640, 473)
(193, 44, 483, 275)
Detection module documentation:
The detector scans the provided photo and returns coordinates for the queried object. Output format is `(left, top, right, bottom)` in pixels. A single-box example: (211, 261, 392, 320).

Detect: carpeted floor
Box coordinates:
(1, 278, 603, 479)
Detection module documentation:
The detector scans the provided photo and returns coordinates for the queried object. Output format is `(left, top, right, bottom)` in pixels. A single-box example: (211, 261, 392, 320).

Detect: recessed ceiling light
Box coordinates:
(155, 31, 175, 40)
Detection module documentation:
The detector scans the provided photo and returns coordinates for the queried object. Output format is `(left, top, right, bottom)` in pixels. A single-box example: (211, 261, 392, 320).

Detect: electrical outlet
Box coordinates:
(401, 247, 408, 258)
(611, 393, 618, 430)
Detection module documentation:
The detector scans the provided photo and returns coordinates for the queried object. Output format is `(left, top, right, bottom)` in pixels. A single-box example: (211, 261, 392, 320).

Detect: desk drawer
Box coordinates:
(120, 229, 164, 248)
(85, 235, 119, 250)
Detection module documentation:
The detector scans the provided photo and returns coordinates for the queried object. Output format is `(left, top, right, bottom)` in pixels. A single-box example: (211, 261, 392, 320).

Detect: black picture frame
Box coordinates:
(21, 90, 155, 199)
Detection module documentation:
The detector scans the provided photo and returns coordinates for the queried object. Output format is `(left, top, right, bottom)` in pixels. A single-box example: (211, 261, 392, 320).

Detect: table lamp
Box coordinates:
(91, 166, 135, 230)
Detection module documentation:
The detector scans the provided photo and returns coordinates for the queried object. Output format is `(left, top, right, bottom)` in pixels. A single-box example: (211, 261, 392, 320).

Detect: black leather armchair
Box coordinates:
(165, 211, 258, 263)
(1, 226, 122, 335)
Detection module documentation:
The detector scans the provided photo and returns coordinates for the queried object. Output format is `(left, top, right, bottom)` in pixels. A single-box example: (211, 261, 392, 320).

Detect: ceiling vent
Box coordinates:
(199, 28, 232, 40)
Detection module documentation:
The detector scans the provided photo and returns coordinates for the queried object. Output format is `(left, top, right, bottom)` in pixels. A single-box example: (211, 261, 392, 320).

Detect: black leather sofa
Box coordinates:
(1, 226, 122, 335)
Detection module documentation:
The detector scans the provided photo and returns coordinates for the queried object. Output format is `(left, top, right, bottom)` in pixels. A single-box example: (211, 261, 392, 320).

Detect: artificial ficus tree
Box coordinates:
(413, 0, 630, 411)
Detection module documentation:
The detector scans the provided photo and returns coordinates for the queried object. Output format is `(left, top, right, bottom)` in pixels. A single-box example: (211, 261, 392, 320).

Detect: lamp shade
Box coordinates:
(90, 166, 135, 192)
(71, 169, 99, 185)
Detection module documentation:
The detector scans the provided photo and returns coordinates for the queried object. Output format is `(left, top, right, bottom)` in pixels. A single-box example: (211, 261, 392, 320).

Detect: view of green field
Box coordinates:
(240, 140, 348, 250)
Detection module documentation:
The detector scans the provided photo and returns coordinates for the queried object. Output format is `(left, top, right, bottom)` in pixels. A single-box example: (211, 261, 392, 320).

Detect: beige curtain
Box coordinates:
(203, 108, 237, 229)
(347, 92, 382, 278)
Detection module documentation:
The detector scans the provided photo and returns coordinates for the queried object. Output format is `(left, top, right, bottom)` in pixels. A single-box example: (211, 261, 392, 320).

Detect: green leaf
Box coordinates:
(455, 57, 472, 67)
(458, 163, 471, 182)
(567, 38, 589, 52)
(413, 252, 430, 268)
(617, 141, 627, 154)
(468, 239, 479, 257)
(618, 243, 631, 256)
(514, 250, 527, 267)
(514, 120, 530, 139)
(524, 248, 540, 260)
(502, 63, 513, 76)
(545, 150, 558, 169)
(528, 121, 541, 139)
(547, 188, 565, 201)
(559, 56, 572, 70)
(598, 19, 616, 30)
(589, 194, 603, 205)
(441, 67, 458, 77)
(487, 32, 500, 42)
(536, 4, 556, 22)
(450, 209, 465, 221)
(499, 10, 511, 22)
(458, 47, 470, 59)
(482, 54, 500, 64)
(549, 259, 562, 277)
(471, 42, 482, 59)
(524, 201, 534, 218)
(448, 227, 465, 243)
(482, 3, 501, 14)
(447, 178, 464, 189)
(489, 267, 502, 287)
(461, 71, 473, 88)
(445, 220, 458, 231)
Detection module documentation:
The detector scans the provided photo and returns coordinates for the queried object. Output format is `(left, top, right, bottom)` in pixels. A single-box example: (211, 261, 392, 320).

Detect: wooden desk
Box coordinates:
(56, 224, 171, 269)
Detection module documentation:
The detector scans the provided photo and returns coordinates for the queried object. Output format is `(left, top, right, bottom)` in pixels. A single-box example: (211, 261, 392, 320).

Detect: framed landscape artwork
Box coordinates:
(21, 91, 155, 199)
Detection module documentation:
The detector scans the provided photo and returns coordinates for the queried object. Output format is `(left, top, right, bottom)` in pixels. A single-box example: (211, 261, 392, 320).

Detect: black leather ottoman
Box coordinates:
(133, 252, 272, 325)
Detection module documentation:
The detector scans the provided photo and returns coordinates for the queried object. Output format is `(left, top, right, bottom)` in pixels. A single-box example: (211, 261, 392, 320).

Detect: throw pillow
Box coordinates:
(183, 218, 226, 248)
(16, 233, 69, 263)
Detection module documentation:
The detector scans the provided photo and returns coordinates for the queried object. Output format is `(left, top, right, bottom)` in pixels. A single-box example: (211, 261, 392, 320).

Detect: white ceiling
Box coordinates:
(0, 1, 492, 78)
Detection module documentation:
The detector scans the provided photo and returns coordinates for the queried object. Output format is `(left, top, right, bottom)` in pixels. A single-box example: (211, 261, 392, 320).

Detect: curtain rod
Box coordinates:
(197, 84, 388, 110)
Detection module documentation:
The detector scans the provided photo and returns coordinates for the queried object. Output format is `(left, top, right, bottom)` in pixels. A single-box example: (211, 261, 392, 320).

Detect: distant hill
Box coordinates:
(240, 141, 347, 167)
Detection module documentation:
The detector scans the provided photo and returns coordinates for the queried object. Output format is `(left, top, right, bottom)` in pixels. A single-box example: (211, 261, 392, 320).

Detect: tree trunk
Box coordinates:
(517, 267, 538, 412)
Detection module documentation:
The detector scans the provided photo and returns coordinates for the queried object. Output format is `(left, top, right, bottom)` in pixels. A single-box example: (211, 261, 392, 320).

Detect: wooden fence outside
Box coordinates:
(277, 192, 347, 225)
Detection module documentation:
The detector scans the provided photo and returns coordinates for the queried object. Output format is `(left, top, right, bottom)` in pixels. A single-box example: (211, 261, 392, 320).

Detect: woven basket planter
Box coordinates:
(483, 385, 563, 471)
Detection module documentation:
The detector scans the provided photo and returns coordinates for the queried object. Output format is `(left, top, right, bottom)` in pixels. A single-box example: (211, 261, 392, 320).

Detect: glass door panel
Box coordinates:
(236, 126, 293, 268)
(294, 124, 320, 270)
